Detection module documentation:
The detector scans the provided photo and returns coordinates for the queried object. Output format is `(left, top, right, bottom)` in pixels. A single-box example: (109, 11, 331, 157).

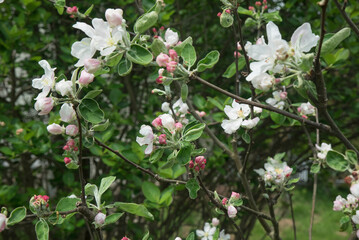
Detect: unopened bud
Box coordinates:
(94, 212, 106, 226)
(231, 191, 241, 199)
(169, 49, 178, 61)
(255, 1, 262, 6)
(64, 157, 72, 164)
(175, 122, 183, 130)
(280, 91, 287, 100)
(234, 51, 241, 58)
(212, 217, 220, 227)
(217, 12, 222, 17)
(152, 117, 162, 128)
(227, 205, 237, 218)
(66, 125, 79, 136)
(249, 6, 255, 11)
(84, 59, 101, 74)
(166, 61, 177, 73)
(222, 198, 228, 205)
(47, 123, 64, 135)
(156, 53, 170, 67)
(105, 8, 124, 27)
(66, 6, 78, 14)
(159, 134, 167, 145)
(78, 70, 94, 86)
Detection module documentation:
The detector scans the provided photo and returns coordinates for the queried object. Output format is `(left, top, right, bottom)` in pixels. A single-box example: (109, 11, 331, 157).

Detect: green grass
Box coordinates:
(249, 187, 351, 239)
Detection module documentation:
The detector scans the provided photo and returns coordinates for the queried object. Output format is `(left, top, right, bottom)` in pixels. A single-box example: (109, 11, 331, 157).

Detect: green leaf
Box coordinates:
(99, 176, 116, 196)
(346, 150, 357, 165)
(84, 4, 94, 16)
(242, 132, 250, 144)
(183, 123, 206, 142)
(142, 231, 150, 240)
(126, 44, 153, 65)
(149, 148, 164, 163)
(321, 28, 351, 55)
(174, 37, 193, 55)
(196, 50, 220, 72)
(92, 120, 110, 132)
(106, 52, 123, 67)
(181, 84, 189, 102)
(339, 215, 350, 232)
(159, 187, 174, 205)
(142, 182, 161, 203)
(270, 112, 286, 125)
(244, 18, 257, 28)
(7, 206, 26, 226)
(237, 6, 254, 16)
(35, 219, 49, 240)
(114, 202, 154, 220)
(186, 178, 200, 199)
(56, 197, 80, 212)
(310, 162, 321, 174)
(54, 0, 65, 15)
(191, 148, 206, 156)
(177, 144, 192, 165)
(186, 232, 195, 240)
(79, 99, 105, 124)
(220, 11, 234, 28)
(326, 150, 349, 172)
(151, 38, 167, 56)
(181, 43, 197, 67)
(287, 178, 300, 185)
(118, 57, 133, 76)
(134, 11, 158, 33)
(84, 90, 102, 99)
(263, 12, 282, 22)
(273, 152, 286, 161)
(222, 58, 246, 78)
(104, 213, 124, 226)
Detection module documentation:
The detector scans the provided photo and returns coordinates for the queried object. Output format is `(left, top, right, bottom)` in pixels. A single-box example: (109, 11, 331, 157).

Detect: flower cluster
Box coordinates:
(189, 156, 207, 172)
(220, 192, 242, 219)
(195, 218, 230, 240)
(30, 195, 50, 214)
(248, 0, 268, 12)
(161, 98, 189, 124)
(221, 99, 262, 134)
(245, 21, 319, 91)
(255, 157, 293, 190)
(62, 139, 79, 166)
(315, 142, 332, 160)
(266, 90, 287, 110)
(297, 102, 316, 119)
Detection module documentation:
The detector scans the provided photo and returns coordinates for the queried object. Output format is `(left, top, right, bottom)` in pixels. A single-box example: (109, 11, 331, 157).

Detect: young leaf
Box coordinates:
(149, 148, 164, 163)
(118, 57, 133, 76)
(339, 215, 350, 232)
(35, 219, 49, 240)
(54, 0, 65, 15)
(84, 4, 94, 16)
(7, 206, 26, 226)
(126, 44, 153, 65)
(262, 12, 282, 22)
(142, 181, 161, 203)
(56, 197, 80, 212)
(346, 150, 358, 165)
(220, 12, 234, 28)
(181, 43, 197, 67)
(222, 58, 246, 78)
(174, 37, 193, 55)
(103, 213, 124, 226)
(310, 162, 321, 174)
(92, 120, 110, 132)
(186, 178, 200, 199)
(134, 11, 158, 33)
(114, 202, 154, 220)
(321, 28, 351, 55)
(270, 112, 286, 125)
(142, 231, 150, 240)
(79, 99, 105, 124)
(183, 123, 206, 142)
(242, 132, 250, 144)
(186, 232, 195, 240)
(196, 50, 220, 72)
(326, 150, 349, 172)
(151, 38, 167, 56)
(83, 89, 103, 99)
(181, 84, 188, 102)
(99, 176, 116, 196)
(177, 144, 192, 165)
(237, 6, 254, 16)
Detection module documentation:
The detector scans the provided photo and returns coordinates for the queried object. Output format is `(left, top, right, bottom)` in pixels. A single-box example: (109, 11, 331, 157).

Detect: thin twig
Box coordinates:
(288, 193, 297, 240)
(333, 0, 359, 38)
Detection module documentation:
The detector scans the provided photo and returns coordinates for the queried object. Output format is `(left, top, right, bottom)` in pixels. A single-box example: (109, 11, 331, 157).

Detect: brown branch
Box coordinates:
(333, 0, 359, 38)
(289, 193, 297, 240)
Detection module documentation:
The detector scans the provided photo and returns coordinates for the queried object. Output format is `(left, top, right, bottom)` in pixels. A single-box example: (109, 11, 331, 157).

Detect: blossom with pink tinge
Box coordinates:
(158, 134, 167, 145)
(231, 192, 240, 199)
(34, 97, 54, 115)
(47, 123, 64, 135)
(136, 125, 154, 154)
(64, 157, 72, 164)
(60, 103, 76, 123)
(78, 70, 94, 86)
(151, 117, 162, 128)
(66, 125, 79, 136)
(175, 122, 183, 130)
(84, 59, 102, 73)
(105, 8, 124, 27)
(166, 61, 177, 73)
(211, 217, 220, 227)
(0, 214, 6, 232)
(227, 205, 237, 218)
(333, 195, 346, 211)
(156, 53, 170, 67)
(94, 212, 106, 225)
(169, 49, 178, 61)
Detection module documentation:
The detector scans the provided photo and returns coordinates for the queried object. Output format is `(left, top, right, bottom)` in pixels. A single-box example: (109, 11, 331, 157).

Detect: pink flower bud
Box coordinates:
(280, 91, 287, 100)
(275, 78, 281, 83)
(159, 134, 167, 145)
(42, 195, 50, 201)
(234, 51, 241, 58)
(74, 147, 78, 151)
(264, 5, 268, 9)
(297, 107, 301, 113)
(249, 6, 255, 11)
(175, 122, 183, 130)
(152, 28, 157, 33)
(225, 9, 231, 14)
(231, 192, 241, 199)
(160, 26, 165, 31)
(237, 42, 242, 51)
(255, 1, 262, 6)
(105, 8, 124, 27)
(35, 97, 54, 115)
(63, 145, 70, 151)
(47, 123, 64, 135)
(16, 128, 24, 135)
(212, 217, 220, 227)
(199, 111, 206, 117)
(156, 76, 163, 84)
(84, 59, 102, 74)
(263, 0, 267, 4)
(67, 139, 76, 147)
(195, 166, 200, 172)
(166, 61, 177, 73)
(94, 212, 106, 225)
(64, 157, 72, 164)
(152, 117, 162, 128)
(217, 12, 222, 17)
(78, 70, 94, 86)
(189, 160, 194, 168)
(227, 205, 237, 218)
(66, 125, 79, 136)
(301, 115, 308, 119)
(0, 214, 6, 232)
(66, 6, 78, 14)
(222, 198, 228, 205)
(156, 53, 170, 67)
(169, 49, 178, 61)
(195, 156, 205, 164)
(121, 237, 130, 240)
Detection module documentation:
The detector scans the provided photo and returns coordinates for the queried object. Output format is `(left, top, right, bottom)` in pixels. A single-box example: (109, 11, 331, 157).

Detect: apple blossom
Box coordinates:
(196, 222, 216, 240)
(290, 23, 319, 56)
(59, 103, 76, 123)
(175, 122, 183, 130)
(227, 205, 237, 218)
(297, 102, 315, 116)
(222, 198, 228, 205)
(166, 61, 177, 73)
(94, 212, 106, 225)
(266, 91, 286, 110)
(71, 38, 97, 67)
(174, 238, 182, 240)
(84, 58, 102, 73)
(66, 6, 78, 14)
(315, 142, 332, 160)
(34, 97, 54, 115)
(353, 211, 359, 225)
(242, 117, 260, 129)
(164, 28, 179, 48)
(32, 60, 56, 97)
(169, 49, 178, 61)
(55, 80, 73, 97)
(159, 114, 176, 132)
(221, 100, 251, 134)
(255, 157, 293, 188)
(231, 192, 240, 200)
(158, 134, 167, 145)
(219, 230, 230, 240)
(151, 117, 162, 128)
(64, 157, 72, 164)
(47, 123, 64, 135)
(66, 125, 79, 136)
(161, 102, 170, 112)
(333, 195, 346, 211)
(78, 70, 95, 86)
(247, 72, 274, 91)
(121, 237, 130, 240)
(105, 8, 124, 27)
(351, 183, 359, 198)
(156, 53, 170, 67)
(211, 217, 219, 227)
(136, 125, 154, 154)
(0, 213, 6, 232)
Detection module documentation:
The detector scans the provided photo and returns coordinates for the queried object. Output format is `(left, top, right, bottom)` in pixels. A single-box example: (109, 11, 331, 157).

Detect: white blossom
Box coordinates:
(315, 142, 332, 160)
(290, 23, 319, 56)
(353, 211, 359, 224)
(32, 60, 56, 97)
(164, 28, 179, 47)
(219, 230, 230, 240)
(247, 72, 275, 91)
(221, 100, 251, 134)
(196, 222, 216, 240)
(266, 91, 286, 110)
(59, 103, 76, 123)
(136, 125, 154, 154)
(55, 80, 73, 96)
(255, 157, 293, 187)
(71, 38, 96, 67)
(298, 102, 315, 116)
(159, 114, 176, 132)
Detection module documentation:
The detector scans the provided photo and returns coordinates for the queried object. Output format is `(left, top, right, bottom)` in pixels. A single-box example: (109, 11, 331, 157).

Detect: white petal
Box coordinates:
(247, 44, 272, 61)
(291, 23, 319, 52)
(221, 119, 242, 134)
(196, 230, 205, 237)
(73, 22, 95, 38)
(266, 21, 282, 45)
